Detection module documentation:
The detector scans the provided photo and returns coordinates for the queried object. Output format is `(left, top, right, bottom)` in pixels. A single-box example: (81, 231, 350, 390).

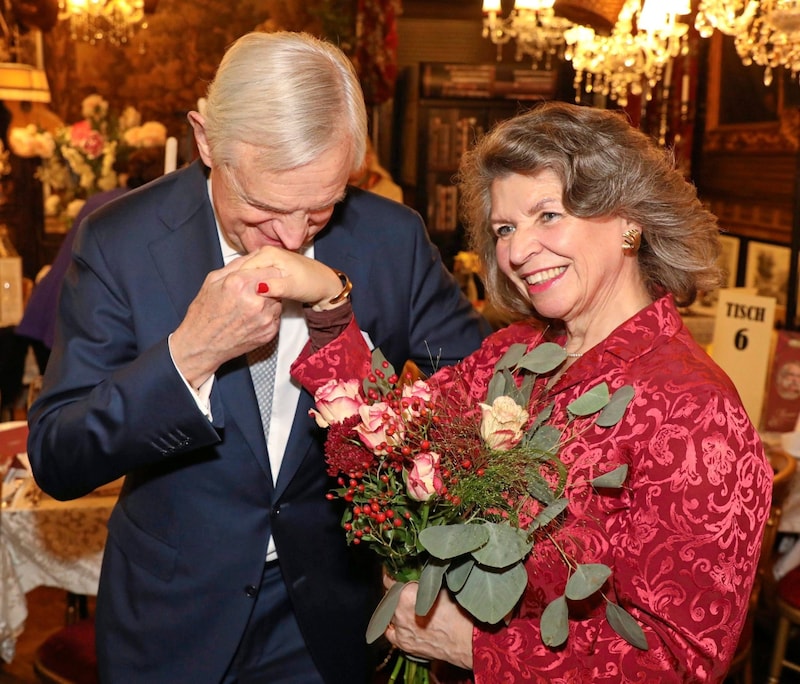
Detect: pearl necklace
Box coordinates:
(565, 352, 583, 358)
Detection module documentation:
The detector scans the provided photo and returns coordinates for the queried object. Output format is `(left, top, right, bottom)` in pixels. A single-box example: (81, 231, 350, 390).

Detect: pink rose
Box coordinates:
(407, 451, 443, 501)
(69, 120, 105, 158)
(310, 379, 364, 428)
(355, 402, 403, 453)
(480, 396, 528, 451)
(400, 379, 434, 419)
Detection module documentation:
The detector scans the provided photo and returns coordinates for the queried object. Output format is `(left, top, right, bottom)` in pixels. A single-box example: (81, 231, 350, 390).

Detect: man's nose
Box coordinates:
(273, 214, 309, 250)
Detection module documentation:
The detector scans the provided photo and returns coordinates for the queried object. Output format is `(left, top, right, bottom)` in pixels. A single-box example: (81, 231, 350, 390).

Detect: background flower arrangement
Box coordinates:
(312, 343, 643, 683)
(8, 94, 167, 229)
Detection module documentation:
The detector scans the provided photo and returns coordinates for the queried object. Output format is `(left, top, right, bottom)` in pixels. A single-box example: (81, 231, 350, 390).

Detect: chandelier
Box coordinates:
(57, 0, 156, 46)
(482, 0, 691, 106)
(734, 0, 800, 85)
(563, 0, 691, 106)
(481, 0, 573, 69)
(694, 0, 760, 37)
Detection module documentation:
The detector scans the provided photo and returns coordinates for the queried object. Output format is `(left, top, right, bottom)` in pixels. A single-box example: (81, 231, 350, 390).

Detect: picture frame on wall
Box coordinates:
(693, 233, 741, 314)
(718, 233, 741, 288)
(744, 240, 791, 323)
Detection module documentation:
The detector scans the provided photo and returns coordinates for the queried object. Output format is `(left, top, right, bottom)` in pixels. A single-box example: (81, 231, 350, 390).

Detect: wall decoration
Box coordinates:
(744, 239, 790, 308)
(718, 233, 741, 289)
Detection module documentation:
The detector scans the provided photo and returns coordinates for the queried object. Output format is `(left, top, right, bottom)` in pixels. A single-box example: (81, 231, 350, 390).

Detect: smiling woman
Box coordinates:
(288, 100, 774, 683)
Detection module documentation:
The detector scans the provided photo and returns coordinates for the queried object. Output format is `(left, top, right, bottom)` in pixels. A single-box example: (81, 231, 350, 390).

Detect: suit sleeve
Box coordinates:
(26, 216, 219, 501)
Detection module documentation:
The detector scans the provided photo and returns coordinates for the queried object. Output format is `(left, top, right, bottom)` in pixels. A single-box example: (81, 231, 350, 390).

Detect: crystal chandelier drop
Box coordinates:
(734, 0, 800, 85)
(563, 0, 691, 107)
(481, 0, 574, 69)
(57, 0, 152, 46)
(694, 0, 760, 38)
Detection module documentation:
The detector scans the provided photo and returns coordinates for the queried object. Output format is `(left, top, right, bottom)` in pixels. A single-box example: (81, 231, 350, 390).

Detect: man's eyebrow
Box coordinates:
(244, 191, 348, 214)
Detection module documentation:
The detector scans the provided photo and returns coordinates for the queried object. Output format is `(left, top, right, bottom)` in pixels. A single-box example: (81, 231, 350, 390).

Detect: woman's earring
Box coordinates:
(622, 228, 641, 255)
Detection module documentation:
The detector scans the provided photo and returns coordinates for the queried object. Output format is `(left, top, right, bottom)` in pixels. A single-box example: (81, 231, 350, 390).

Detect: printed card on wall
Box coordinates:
(762, 331, 800, 432)
(711, 289, 776, 429)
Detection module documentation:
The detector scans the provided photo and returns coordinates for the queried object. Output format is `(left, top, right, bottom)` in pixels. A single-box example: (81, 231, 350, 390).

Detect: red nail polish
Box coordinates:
(257, 282, 269, 294)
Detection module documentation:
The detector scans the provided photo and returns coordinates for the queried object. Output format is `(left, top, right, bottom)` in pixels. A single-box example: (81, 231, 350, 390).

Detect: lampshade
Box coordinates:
(554, 0, 626, 32)
(0, 63, 51, 103)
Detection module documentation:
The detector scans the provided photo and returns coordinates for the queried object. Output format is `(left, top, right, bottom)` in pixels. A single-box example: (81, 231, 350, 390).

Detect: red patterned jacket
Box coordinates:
(291, 294, 771, 683)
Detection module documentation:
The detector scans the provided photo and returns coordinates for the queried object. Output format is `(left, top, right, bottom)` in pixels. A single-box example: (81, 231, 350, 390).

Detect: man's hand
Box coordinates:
(169, 246, 348, 389)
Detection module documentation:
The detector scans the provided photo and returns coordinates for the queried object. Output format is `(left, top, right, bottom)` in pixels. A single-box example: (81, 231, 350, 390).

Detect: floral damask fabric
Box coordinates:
(292, 294, 771, 683)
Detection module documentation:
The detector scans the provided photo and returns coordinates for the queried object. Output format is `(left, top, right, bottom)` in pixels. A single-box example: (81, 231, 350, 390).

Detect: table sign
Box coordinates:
(710, 289, 776, 428)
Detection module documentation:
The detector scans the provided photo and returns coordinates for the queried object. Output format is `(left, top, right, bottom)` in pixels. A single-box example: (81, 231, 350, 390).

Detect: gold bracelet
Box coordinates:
(329, 270, 353, 304)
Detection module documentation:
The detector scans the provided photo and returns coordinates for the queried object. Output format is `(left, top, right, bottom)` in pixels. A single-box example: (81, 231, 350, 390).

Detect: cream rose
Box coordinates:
(479, 395, 528, 451)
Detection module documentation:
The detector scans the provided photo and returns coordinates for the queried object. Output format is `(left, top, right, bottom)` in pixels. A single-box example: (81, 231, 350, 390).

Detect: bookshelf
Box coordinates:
(396, 62, 556, 268)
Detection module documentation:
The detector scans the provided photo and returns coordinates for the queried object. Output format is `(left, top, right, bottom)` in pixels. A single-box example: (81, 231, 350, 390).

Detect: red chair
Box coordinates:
(33, 617, 97, 684)
(767, 563, 800, 683)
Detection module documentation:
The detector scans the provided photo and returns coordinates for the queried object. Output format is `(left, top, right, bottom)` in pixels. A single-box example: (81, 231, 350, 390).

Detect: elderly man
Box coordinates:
(27, 31, 489, 684)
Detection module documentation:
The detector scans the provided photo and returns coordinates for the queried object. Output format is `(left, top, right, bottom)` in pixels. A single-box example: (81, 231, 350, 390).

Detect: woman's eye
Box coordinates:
(495, 224, 514, 237)
(541, 211, 560, 223)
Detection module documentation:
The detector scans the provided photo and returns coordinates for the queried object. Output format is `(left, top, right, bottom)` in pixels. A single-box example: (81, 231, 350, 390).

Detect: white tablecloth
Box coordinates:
(0, 428, 117, 663)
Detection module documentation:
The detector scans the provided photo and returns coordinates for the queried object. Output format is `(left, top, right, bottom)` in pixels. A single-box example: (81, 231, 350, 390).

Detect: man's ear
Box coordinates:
(187, 111, 213, 167)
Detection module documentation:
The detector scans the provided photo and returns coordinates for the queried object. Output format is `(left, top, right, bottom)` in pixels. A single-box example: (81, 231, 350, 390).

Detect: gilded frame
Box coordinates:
(704, 32, 800, 154)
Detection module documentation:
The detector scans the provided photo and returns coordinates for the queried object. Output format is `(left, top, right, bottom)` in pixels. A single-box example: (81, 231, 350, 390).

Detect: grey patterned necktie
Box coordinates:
(247, 336, 279, 443)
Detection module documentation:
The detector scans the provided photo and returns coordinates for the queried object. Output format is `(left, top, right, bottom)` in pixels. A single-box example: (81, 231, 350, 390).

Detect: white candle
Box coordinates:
(164, 136, 178, 174)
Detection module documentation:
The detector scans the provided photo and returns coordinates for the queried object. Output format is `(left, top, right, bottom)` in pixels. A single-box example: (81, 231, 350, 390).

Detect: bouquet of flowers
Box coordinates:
(8, 94, 167, 229)
(311, 342, 644, 683)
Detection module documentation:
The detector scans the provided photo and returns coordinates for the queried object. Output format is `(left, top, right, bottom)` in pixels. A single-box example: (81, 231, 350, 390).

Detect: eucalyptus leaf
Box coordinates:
(595, 385, 635, 427)
(565, 563, 612, 600)
(527, 424, 561, 455)
(531, 497, 569, 528)
(591, 464, 629, 489)
(471, 522, 532, 568)
(362, 347, 396, 398)
(541, 594, 569, 647)
(455, 562, 527, 624)
(526, 470, 556, 505)
(528, 401, 554, 432)
(417, 559, 449, 616)
(420, 523, 490, 559)
(486, 368, 515, 405)
(495, 343, 528, 371)
(506, 372, 535, 409)
(446, 557, 475, 592)
(567, 382, 610, 417)
(366, 581, 405, 643)
(606, 601, 649, 650)
(517, 342, 567, 375)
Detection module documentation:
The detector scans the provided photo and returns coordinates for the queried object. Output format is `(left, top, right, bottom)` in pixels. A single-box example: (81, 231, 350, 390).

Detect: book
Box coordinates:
(420, 62, 556, 100)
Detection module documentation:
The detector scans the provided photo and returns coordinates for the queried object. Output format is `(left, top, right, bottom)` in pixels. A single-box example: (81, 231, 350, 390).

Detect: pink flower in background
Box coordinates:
(406, 451, 443, 501)
(69, 120, 106, 159)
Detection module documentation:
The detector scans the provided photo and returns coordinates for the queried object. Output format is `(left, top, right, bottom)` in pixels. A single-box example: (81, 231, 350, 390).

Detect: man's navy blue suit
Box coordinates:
(27, 160, 490, 683)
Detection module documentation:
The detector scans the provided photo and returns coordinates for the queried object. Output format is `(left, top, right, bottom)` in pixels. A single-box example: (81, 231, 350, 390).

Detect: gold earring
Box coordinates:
(622, 228, 641, 255)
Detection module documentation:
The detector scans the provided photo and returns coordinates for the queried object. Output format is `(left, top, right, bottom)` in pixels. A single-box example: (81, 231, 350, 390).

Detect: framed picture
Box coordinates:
(744, 240, 791, 308)
(718, 234, 741, 288)
(704, 32, 800, 154)
(693, 233, 741, 313)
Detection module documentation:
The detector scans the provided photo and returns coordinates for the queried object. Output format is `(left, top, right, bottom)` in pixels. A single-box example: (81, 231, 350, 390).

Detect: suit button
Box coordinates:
(245, 585, 257, 598)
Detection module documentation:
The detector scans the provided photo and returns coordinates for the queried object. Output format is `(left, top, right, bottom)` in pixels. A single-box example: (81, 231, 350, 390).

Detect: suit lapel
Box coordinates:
(148, 161, 275, 486)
